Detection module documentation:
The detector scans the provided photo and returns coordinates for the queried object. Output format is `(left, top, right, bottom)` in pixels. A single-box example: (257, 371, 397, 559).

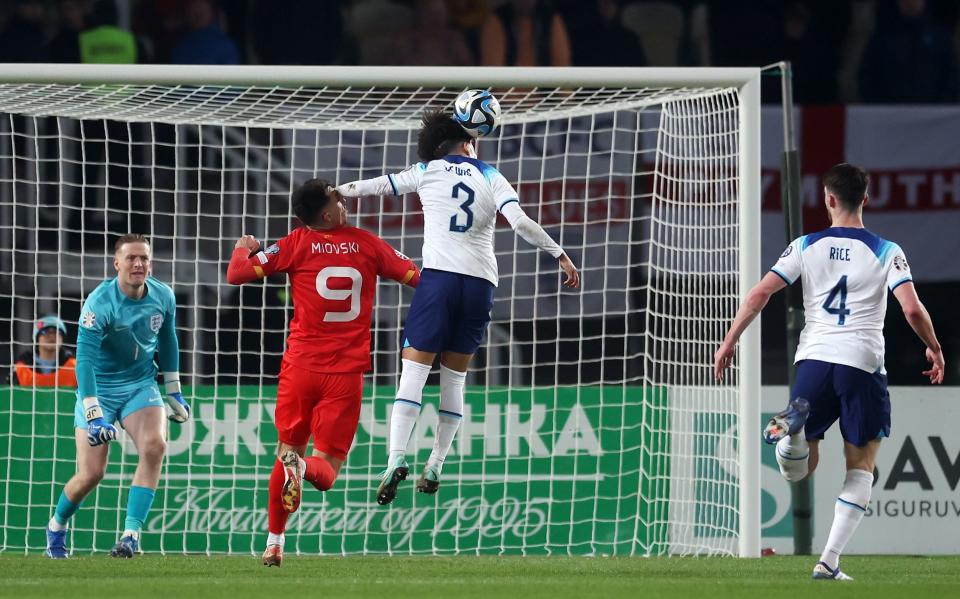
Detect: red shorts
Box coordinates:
(275, 360, 363, 461)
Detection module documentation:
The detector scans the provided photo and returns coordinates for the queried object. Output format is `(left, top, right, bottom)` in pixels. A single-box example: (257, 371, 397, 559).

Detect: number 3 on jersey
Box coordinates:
(449, 182, 475, 233)
(822, 275, 850, 325)
(316, 266, 361, 322)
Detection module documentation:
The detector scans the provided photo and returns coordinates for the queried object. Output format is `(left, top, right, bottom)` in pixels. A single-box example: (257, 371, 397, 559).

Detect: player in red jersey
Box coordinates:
(226, 179, 419, 567)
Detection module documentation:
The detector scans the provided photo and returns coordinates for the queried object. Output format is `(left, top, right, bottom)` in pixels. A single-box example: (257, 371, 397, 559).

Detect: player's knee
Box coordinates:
(77, 466, 105, 488)
(140, 436, 167, 462)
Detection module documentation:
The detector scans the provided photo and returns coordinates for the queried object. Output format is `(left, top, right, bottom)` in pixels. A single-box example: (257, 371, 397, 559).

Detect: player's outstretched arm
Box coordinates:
(713, 272, 787, 380)
(337, 165, 422, 199)
(335, 176, 394, 198)
(893, 281, 945, 384)
(499, 201, 580, 289)
(226, 235, 264, 285)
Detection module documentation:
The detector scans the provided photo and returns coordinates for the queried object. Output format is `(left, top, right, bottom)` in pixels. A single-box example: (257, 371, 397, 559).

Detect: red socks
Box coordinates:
(268, 455, 338, 534)
(304, 456, 336, 491)
(267, 458, 288, 535)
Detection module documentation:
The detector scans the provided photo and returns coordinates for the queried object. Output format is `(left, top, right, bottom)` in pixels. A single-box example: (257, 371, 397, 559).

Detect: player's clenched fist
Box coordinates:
(235, 235, 260, 252)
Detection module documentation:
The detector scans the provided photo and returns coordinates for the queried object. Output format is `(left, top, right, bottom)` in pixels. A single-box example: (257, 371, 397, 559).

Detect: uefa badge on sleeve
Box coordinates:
(81, 311, 96, 328)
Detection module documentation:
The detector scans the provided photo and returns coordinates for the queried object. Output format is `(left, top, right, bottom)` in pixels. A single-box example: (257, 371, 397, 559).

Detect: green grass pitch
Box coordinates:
(1, 554, 959, 598)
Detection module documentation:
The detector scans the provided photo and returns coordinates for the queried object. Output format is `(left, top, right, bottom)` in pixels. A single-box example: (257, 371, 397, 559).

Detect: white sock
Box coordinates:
(427, 365, 466, 473)
(820, 468, 873, 569)
(389, 359, 432, 459)
(775, 430, 809, 482)
(267, 532, 284, 548)
(122, 529, 140, 541)
(48, 516, 67, 532)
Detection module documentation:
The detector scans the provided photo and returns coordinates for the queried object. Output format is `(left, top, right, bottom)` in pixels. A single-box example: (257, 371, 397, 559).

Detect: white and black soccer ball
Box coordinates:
(453, 89, 501, 137)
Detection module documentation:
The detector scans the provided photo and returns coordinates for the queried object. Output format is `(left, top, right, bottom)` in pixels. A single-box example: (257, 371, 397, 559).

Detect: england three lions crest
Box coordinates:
(150, 313, 163, 333)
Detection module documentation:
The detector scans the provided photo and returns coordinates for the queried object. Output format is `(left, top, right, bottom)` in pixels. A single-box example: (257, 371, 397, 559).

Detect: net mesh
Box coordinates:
(0, 80, 743, 556)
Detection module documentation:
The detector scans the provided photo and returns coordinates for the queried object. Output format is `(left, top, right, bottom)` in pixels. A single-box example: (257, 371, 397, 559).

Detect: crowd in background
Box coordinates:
(0, 0, 957, 104)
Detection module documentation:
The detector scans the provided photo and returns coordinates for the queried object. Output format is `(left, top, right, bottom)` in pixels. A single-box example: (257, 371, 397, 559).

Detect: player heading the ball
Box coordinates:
(45, 234, 189, 559)
(226, 179, 420, 567)
(337, 105, 580, 506)
(714, 163, 945, 580)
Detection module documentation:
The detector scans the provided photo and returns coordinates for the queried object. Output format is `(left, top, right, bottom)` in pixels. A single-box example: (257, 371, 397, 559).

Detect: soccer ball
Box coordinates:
(453, 89, 501, 137)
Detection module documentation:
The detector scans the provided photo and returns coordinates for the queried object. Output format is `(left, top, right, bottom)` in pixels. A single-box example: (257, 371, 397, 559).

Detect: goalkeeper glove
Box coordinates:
(165, 391, 190, 423)
(83, 397, 117, 446)
(87, 418, 118, 446)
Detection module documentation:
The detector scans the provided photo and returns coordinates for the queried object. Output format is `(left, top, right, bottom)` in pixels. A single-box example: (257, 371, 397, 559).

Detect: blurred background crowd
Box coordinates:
(0, 0, 958, 104)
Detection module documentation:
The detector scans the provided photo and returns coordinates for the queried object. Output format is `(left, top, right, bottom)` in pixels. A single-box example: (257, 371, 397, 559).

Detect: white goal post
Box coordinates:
(0, 65, 760, 557)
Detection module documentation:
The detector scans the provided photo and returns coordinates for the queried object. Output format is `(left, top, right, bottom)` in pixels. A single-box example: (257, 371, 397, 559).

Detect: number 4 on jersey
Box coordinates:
(822, 275, 850, 325)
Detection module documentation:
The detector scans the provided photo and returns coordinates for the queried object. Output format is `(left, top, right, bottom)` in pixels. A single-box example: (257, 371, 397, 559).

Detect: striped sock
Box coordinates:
(389, 359, 431, 459)
(427, 365, 466, 473)
(820, 469, 873, 569)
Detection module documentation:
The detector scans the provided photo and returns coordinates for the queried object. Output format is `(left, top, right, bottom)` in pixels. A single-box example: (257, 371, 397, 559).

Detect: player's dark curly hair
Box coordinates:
(417, 108, 473, 162)
(823, 163, 869, 212)
(292, 178, 335, 227)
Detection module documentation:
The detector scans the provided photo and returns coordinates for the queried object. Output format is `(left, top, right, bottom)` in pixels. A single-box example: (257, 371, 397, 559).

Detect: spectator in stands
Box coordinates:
(253, 0, 347, 65)
(131, 0, 186, 64)
(14, 315, 77, 388)
(705, 0, 783, 67)
(0, 0, 49, 63)
(480, 0, 571, 66)
(46, 0, 88, 63)
(78, 0, 139, 64)
(397, 0, 473, 66)
(563, 0, 646, 66)
(781, 1, 839, 104)
(445, 0, 490, 64)
(860, 0, 959, 103)
(169, 0, 239, 65)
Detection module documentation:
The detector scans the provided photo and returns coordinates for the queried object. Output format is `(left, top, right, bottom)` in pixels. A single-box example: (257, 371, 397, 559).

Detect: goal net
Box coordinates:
(0, 66, 760, 557)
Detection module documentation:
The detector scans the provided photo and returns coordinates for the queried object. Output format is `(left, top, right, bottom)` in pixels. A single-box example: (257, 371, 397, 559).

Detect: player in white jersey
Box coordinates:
(337, 109, 580, 504)
(714, 163, 945, 580)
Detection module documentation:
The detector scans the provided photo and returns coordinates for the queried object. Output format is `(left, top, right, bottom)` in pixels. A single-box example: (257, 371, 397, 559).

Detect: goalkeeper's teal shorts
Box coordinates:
(73, 382, 163, 428)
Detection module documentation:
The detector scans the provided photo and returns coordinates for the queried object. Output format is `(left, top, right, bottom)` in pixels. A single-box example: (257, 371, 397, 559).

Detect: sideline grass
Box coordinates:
(1, 554, 958, 599)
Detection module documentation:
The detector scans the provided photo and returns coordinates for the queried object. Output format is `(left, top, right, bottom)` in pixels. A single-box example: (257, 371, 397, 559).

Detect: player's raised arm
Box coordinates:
(226, 235, 265, 284)
(227, 233, 296, 285)
(337, 163, 424, 199)
(892, 281, 945, 384)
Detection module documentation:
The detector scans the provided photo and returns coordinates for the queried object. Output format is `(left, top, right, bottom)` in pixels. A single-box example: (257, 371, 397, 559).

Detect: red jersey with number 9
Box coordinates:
(251, 226, 418, 373)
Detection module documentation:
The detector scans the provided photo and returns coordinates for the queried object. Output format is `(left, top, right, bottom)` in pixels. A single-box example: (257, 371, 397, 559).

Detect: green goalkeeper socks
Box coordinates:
(123, 485, 156, 534)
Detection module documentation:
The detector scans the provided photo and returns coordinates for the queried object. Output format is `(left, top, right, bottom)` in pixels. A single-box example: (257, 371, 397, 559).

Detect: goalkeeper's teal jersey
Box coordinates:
(76, 276, 179, 398)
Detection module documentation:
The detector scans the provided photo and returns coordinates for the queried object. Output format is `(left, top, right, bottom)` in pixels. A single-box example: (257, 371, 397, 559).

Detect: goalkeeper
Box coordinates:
(44, 234, 189, 559)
